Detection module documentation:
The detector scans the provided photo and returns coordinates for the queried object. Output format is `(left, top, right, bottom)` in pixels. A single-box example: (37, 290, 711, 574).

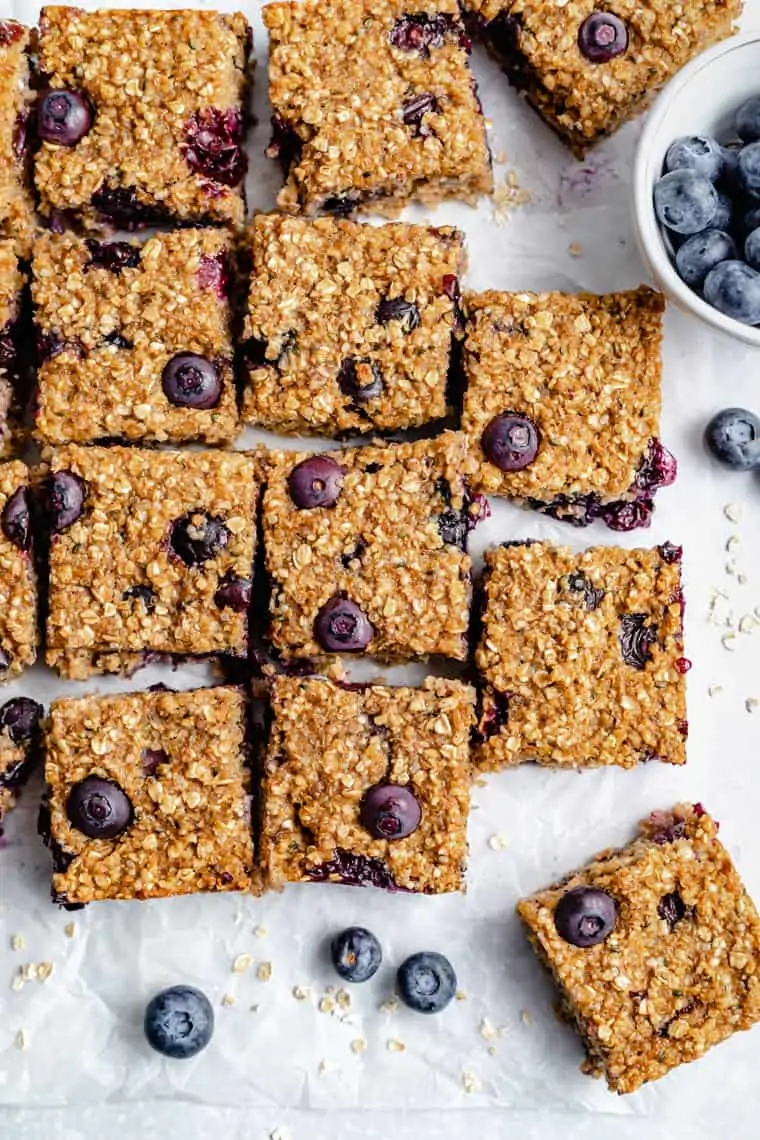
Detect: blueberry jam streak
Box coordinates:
(475, 689, 510, 743)
(619, 613, 657, 670)
(657, 890, 688, 930)
(306, 848, 406, 892)
(197, 250, 231, 300)
(36, 331, 86, 362)
(85, 240, 141, 273)
(183, 108, 246, 187)
(265, 114, 303, 174)
(91, 184, 173, 231)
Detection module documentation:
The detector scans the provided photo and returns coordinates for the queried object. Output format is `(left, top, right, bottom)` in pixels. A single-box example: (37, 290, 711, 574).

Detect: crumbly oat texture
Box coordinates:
(0, 241, 24, 457)
(35, 7, 251, 231)
(461, 287, 664, 505)
(242, 214, 464, 436)
(0, 21, 34, 259)
(264, 0, 493, 215)
(44, 686, 255, 903)
(260, 675, 474, 893)
(263, 432, 474, 661)
(0, 461, 37, 679)
(517, 804, 760, 1093)
(469, 0, 742, 155)
(475, 542, 687, 770)
(46, 445, 258, 679)
(32, 230, 238, 445)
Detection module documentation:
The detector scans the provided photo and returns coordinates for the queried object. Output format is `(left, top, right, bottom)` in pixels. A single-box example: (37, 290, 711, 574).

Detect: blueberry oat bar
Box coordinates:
(0, 697, 44, 829)
(475, 541, 688, 770)
(41, 686, 256, 904)
(34, 7, 251, 232)
(241, 215, 464, 436)
(264, 0, 493, 216)
(518, 804, 760, 1093)
(32, 230, 238, 445)
(461, 286, 676, 529)
(260, 675, 473, 893)
(0, 460, 38, 681)
(262, 432, 479, 662)
(44, 445, 258, 679)
(468, 1, 742, 157)
(0, 21, 34, 259)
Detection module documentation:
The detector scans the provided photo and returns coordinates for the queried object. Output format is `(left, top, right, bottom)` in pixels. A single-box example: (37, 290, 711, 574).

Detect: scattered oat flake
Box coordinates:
(270, 1129, 291, 1140)
(253, 925, 267, 939)
(10, 935, 24, 952)
(14, 1029, 25, 1050)
(487, 1045, 497, 1056)
(319, 995, 336, 1014)
(494, 150, 507, 164)
(292, 984, 311, 1000)
(232, 953, 253, 975)
(387, 1038, 406, 1053)
(488, 833, 509, 851)
(318, 1058, 339, 1077)
(64, 922, 76, 939)
(746, 698, 759, 713)
(724, 503, 743, 523)
(11, 973, 24, 992)
(520, 1009, 533, 1025)
(221, 993, 236, 1007)
(257, 961, 272, 982)
(726, 562, 737, 576)
(336, 989, 351, 1010)
(722, 632, 738, 651)
(708, 685, 724, 698)
(21, 963, 37, 982)
(479, 1017, 500, 1041)
(456, 990, 467, 1002)
(475, 778, 487, 788)
(462, 1071, 482, 1094)
(738, 574, 749, 585)
(727, 535, 741, 553)
(739, 615, 758, 634)
(568, 241, 584, 257)
(491, 169, 531, 222)
(379, 996, 400, 1014)
(350, 1038, 367, 1054)
(37, 962, 53, 982)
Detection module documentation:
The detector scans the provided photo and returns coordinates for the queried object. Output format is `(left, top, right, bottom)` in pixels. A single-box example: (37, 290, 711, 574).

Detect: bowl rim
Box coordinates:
(633, 30, 760, 349)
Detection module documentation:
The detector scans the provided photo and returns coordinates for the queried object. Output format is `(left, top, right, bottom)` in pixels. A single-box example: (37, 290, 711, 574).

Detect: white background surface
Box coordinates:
(2, 1, 760, 1138)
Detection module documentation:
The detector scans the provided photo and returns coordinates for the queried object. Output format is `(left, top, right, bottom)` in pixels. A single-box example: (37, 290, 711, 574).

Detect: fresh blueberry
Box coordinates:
(214, 575, 251, 612)
(745, 228, 760, 271)
(43, 471, 86, 533)
(653, 170, 718, 235)
(144, 985, 214, 1060)
(397, 952, 457, 1014)
(577, 12, 628, 62)
(376, 296, 421, 332)
(712, 190, 733, 232)
(482, 413, 540, 471)
(66, 776, 133, 839)
(737, 141, 760, 199)
(169, 513, 229, 566)
(338, 357, 384, 404)
(665, 135, 724, 182)
(288, 456, 344, 509)
(37, 89, 92, 146)
(1, 486, 31, 551)
(704, 407, 760, 470)
(742, 204, 760, 237)
(736, 94, 760, 142)
(161, 353, 221, 410)
(719, 142, 741, 189)
(0, 697, 43, 744)
(703, 260, 760, 324)
(314, 596, 373, 652)
(675, 229, 736, 289)
(330, 927, 383, 983)
(360, 783, 421, 840)
(554, 886, 617, 947)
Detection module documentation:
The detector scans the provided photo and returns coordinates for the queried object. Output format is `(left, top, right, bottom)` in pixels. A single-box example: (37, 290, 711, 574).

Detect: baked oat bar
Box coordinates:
(467, 1, 742, 156)
(517, 804, 760, 1093)
(0, 697, 44, 828)
(0, 21, 34, 259)
(241, 215, 464, 436)
(0, 461, 38, 680)
(0, 241, 26, 457)
(475, 541, 688, 771)
(262, 432, 478, 662)
(41, 686, 255, 904)
(260, 675, 473, 893)
(34, 7, 251, 233)
(264, 0, 493, 216)
(461, 286, 676, 529)
(32, 230, 238, 445)
(44, 445, 258, 679)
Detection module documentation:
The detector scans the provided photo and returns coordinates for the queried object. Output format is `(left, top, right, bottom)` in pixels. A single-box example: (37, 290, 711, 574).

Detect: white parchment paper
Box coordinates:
(2, 0, 760, 1118)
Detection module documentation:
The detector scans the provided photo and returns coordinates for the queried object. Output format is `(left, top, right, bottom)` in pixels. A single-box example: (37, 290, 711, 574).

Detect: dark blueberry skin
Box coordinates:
(314, 596, 373, 652)
(703, 260, 760, 325)
(144, 986, 214, 1060)
(1, 486, 31, 551)
(653, 170, 718, 235)
(704, 407, 760, 471)
(66, 776, 133, 839)
(664, 136, 724, 182)
(577, 12, 628, 62)
(338, 357, 384, 404)
(397, 952, 457, 1014)
(38, 89, 92, 146)
(0, 647, 12, 673)
(389, 13, 464, 56)
(43, 471, 86, 533)
(376, 296, 421, 332)
(214, 575, 252, 612)
(0, 697, 43, 744)
(675, 229, 736, 289)
(306, 848, 402, 891)
(161, 353, 221, 410)
(745, 228, 760, 272)
(123, 585, 156, 612)
(288, 456, 344, 509)
(658, 891, 687, 929)
(183, 108, 246, 187)
(169, 513, 230, 567)
(330, 927, 383, 983)
(197, 251, 231, 300)
(554, 886, 617, 948)
(91, 184, 173, 231)
(360, 783, 421, 840)
(737, 141, 760, 199)
(402, 92, 439, 137)
(737, 95, 760, 142)
(619, 613, 657, 669)
(712, 191, 733, 233)
(85, 240, 141, 273)
(482, 413, 540, 471)
(141, 748, 168, 776)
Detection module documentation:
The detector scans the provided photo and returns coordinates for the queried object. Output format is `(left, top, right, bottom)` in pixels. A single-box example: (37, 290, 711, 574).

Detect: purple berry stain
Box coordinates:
(183, 108, 246, 188)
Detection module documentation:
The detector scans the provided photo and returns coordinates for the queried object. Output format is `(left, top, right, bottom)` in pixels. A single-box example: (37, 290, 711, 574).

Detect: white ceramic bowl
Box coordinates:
(633, 32, 760, 349)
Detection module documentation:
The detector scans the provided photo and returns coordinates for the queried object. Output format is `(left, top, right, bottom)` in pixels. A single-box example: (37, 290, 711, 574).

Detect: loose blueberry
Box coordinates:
(554, 886, 617, 947)
(703, 260, 760, 325)
(85, 240, 141, 273)
(338, 357, 384, 404)
(482, 413, 540, 471)
(183, 108, 246, 187)
(214, 575, 251, 612)
(314, 596, 373, 652)
(665, 136, 724, 182)
(745, 228, 760, 271)
(1, 486, 30, 551)
(360, 783, 421, 840)
(675, 229, 736, 289)
(397, 951, 457, 1014)
(43, 471, 86, 533)
(376, 296, 421, 332)
(144, 985, 214, 1060)
(161, 353, 221, 410)
(704, 407, 760, 470)
(653, 170, 718, 235)
(0, 697, 43, 744)
(169, 513, 230, 566)
(619, 613, 657, 669)
(288, 456, 344, 509)
(737, 141, 760, 199)
(330, 926, 383, 983)
(37, 89, 92, 146)
(66, 776, 132, 839)
(736, 95, 760, 142)
(402, 92, 439, 137)
(577, 12, 628, 63)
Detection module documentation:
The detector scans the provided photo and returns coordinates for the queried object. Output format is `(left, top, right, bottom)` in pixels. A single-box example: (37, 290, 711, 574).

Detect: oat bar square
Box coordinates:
(0, 21, 34, 259)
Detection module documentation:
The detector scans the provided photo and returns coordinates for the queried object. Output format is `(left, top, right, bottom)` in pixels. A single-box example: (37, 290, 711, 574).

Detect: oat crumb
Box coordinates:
(319, 995, 336, 1014)
(475, 778, 488, 788)
(738, 574, 749, 585)
(257, 961, 272, 982)
(708, 684, 724, 697)
(336, 989, 351, 1010)
(568, 241, 584, 257)
(318, 1058, 338, 1076)
(739, 615, 758, 634)
(292, 984, 311, 1001)
(462, 1070, 482, 1094)
(253, 925, 267, 939)
(456, 990, 467, 1001)
(10, 935, 24, 952)
(520, 1009, 533, 1025)
(722, 632, 738, 651)
(488, 833, 509, 851)
(487, 1045, 497, 1056)
(479, 1017, 500, 1041)
(221, 993, 236, 1007)
(14, 1029, 25, 1050)
(232, 953, 253, 975)
(746, 698, 759, 713)
(64, 922, 76, 939)
(726, 535, 741, 553)
(351, 1038, 367, 1054)
(37, 962, 54, 982)
(724, 503, 743, 523)
(387, 1038, 406, 1053)
(11, 972, 24, 992)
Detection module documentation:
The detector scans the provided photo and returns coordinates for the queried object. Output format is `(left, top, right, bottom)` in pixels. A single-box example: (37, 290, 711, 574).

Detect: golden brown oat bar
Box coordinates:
(467, 0, 742, 156)
(0, 242, 26, 458)
(42, 686, 256, 904)
(45, 445, 258, 679)
(461, 286, 676, 529)
(32, 230, 239, 445)
(242, 215, 464, 436)
(518, 804, 760, 1093)
(262, 433, 477, 662)
(260, 675, 473, 893)
(34, 8, 251, 233)
(264, 0, 493, 216)
(0, 21, 34, 259)
(475, 541, 688, 770)
(0, 461, 37, 681)
(0, 697, 44, 827)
